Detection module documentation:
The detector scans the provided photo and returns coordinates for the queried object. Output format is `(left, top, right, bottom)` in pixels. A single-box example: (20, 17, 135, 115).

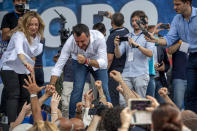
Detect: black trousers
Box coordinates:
(0, 70, 29, 123)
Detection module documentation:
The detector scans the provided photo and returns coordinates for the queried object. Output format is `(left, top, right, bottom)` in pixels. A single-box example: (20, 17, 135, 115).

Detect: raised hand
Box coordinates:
(110, 70, 123, 83)
(95, 80, 102, 89)
(45, 84, 56, 97)
(146, 95, 160, 112)
(23, 74, 44, 94)
(76, 102, 84, 113)
(84, 89, 94, 107)
(120, 107, 136, 128)
(51, 92, 61, 111)
(21, 101, 31, 114)
(77, 54, 86, 64)
(158, 87, 168, 97)
(116, 85, 123, 94)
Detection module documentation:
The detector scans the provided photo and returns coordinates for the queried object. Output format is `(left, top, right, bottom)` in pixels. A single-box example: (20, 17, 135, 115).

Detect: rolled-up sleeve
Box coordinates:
(96, 37, 107, 69)
(51, 37, 72, 76)
(164, 16, 180, 47)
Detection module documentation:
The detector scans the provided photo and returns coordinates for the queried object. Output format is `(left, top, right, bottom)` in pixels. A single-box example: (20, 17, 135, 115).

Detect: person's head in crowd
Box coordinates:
(152, 103, 183, 131)
(130, 10, 148, 31)
(111, 12, 124, 28)
(173, 0, 192, 14)
(93, 22, 106, 36)
(17, 11, 45, 44)
(13, 0, 27, 13)
(102, 106, 124, 131)
(28, 121, 59, 131)
(72, 24, 90, 50)
(12, 124, 33, 131)
(70, 118, 85, 131)
(181, 110, 197, 130)
(55, 117, 74, 131)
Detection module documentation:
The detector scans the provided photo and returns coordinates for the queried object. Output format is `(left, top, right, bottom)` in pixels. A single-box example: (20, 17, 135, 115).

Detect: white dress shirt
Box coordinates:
(51, 30, 107, 77)
(0, 31, 43, 74)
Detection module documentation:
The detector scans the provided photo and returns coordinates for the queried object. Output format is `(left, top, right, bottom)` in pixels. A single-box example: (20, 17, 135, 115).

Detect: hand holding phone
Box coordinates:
(128, 99, 152, 125)
(160, 23, 170, 29)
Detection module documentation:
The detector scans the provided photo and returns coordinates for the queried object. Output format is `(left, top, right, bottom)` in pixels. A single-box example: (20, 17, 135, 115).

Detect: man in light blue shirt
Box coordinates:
(145, 0, 197, 113)
(114, 11, 153, 106)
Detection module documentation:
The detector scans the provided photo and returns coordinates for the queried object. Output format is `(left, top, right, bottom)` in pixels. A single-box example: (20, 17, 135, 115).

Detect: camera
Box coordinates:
(15, 4, 29, 14)
(160, 24, 170, 29)
(136, 17, 151, 39)
(88, 102, 108, 116)
(119, 36, 128, 42)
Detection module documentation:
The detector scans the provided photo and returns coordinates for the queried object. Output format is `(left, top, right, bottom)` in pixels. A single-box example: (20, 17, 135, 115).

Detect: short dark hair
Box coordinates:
(131, 10, 146, 19)
(112, 12, 124, 27)
(102, 106, 124, 131)
(72, 24, 90, 37)
(13, 0, 27, 2)
(93, 22, 106, 35)
(180, 0, 192, 5)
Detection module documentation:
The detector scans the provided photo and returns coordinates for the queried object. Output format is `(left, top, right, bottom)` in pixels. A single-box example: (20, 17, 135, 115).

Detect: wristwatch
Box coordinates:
(136, 45, 140, 48)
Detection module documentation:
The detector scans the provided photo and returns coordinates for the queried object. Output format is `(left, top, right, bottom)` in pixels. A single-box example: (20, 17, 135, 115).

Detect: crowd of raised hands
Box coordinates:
(9, 68, 197, 131)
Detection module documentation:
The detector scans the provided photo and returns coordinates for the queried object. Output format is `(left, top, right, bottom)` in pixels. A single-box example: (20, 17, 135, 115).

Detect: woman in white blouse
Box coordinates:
(0, 11, 45, 123)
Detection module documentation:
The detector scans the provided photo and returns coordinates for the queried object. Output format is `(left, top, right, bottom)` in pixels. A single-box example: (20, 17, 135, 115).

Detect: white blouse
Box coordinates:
(0, 31, 43, 74)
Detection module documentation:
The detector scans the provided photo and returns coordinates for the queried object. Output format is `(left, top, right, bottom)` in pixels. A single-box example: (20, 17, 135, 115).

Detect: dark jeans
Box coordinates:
(185, 53, 197, 113)
(108, 76, 119, 106)
(155, 79, 165, 104)
(146, 75, 156, 97)
(0, 70, 30, 123)
(69, 59, 111, 118)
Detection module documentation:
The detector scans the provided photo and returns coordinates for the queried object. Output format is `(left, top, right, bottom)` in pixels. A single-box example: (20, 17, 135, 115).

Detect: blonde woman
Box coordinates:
(0, 11, 45, 124)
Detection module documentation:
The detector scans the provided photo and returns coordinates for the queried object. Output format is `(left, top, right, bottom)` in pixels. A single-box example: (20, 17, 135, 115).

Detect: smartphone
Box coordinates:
(128, 99, 152, 125)
(98, 11, 108, 16)
(158, 62, 163, 67)
(160, 24, 170, 29)
(119, 37, 128, 42)
(93, 14, 103, 24)
(128, 99, 151, 111)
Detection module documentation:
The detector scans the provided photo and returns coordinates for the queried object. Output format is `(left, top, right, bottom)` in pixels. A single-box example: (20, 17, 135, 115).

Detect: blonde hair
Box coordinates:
(28, 121, 59, 131)
(17, 11, 45, 44)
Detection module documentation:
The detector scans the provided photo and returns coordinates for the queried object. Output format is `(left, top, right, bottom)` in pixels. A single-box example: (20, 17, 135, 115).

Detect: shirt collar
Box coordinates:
(130, 30, 142, 36)
(190, 7, 197, 18)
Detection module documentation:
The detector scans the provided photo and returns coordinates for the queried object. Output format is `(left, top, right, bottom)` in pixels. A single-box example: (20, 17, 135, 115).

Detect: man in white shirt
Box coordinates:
(50, 24, 111, 118)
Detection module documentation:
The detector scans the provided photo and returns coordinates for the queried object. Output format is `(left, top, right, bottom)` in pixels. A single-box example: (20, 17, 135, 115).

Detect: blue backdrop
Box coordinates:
(0, 0, 196, 82)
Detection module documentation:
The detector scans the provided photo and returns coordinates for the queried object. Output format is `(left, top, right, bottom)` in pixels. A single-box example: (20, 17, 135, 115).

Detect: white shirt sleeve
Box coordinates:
(96, 37, 107, 69)
(14, 32, 25, 55)
(51, 36, 73, 76)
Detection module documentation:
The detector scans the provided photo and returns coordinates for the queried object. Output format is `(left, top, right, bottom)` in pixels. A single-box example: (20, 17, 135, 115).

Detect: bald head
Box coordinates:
(55, 117, 73, 131)
(70, 118, 85, 131)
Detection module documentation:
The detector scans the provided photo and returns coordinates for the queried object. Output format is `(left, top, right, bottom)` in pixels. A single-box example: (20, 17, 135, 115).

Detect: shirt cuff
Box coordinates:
(51, 67, 62, 77)
(97, 58, 107, 69)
